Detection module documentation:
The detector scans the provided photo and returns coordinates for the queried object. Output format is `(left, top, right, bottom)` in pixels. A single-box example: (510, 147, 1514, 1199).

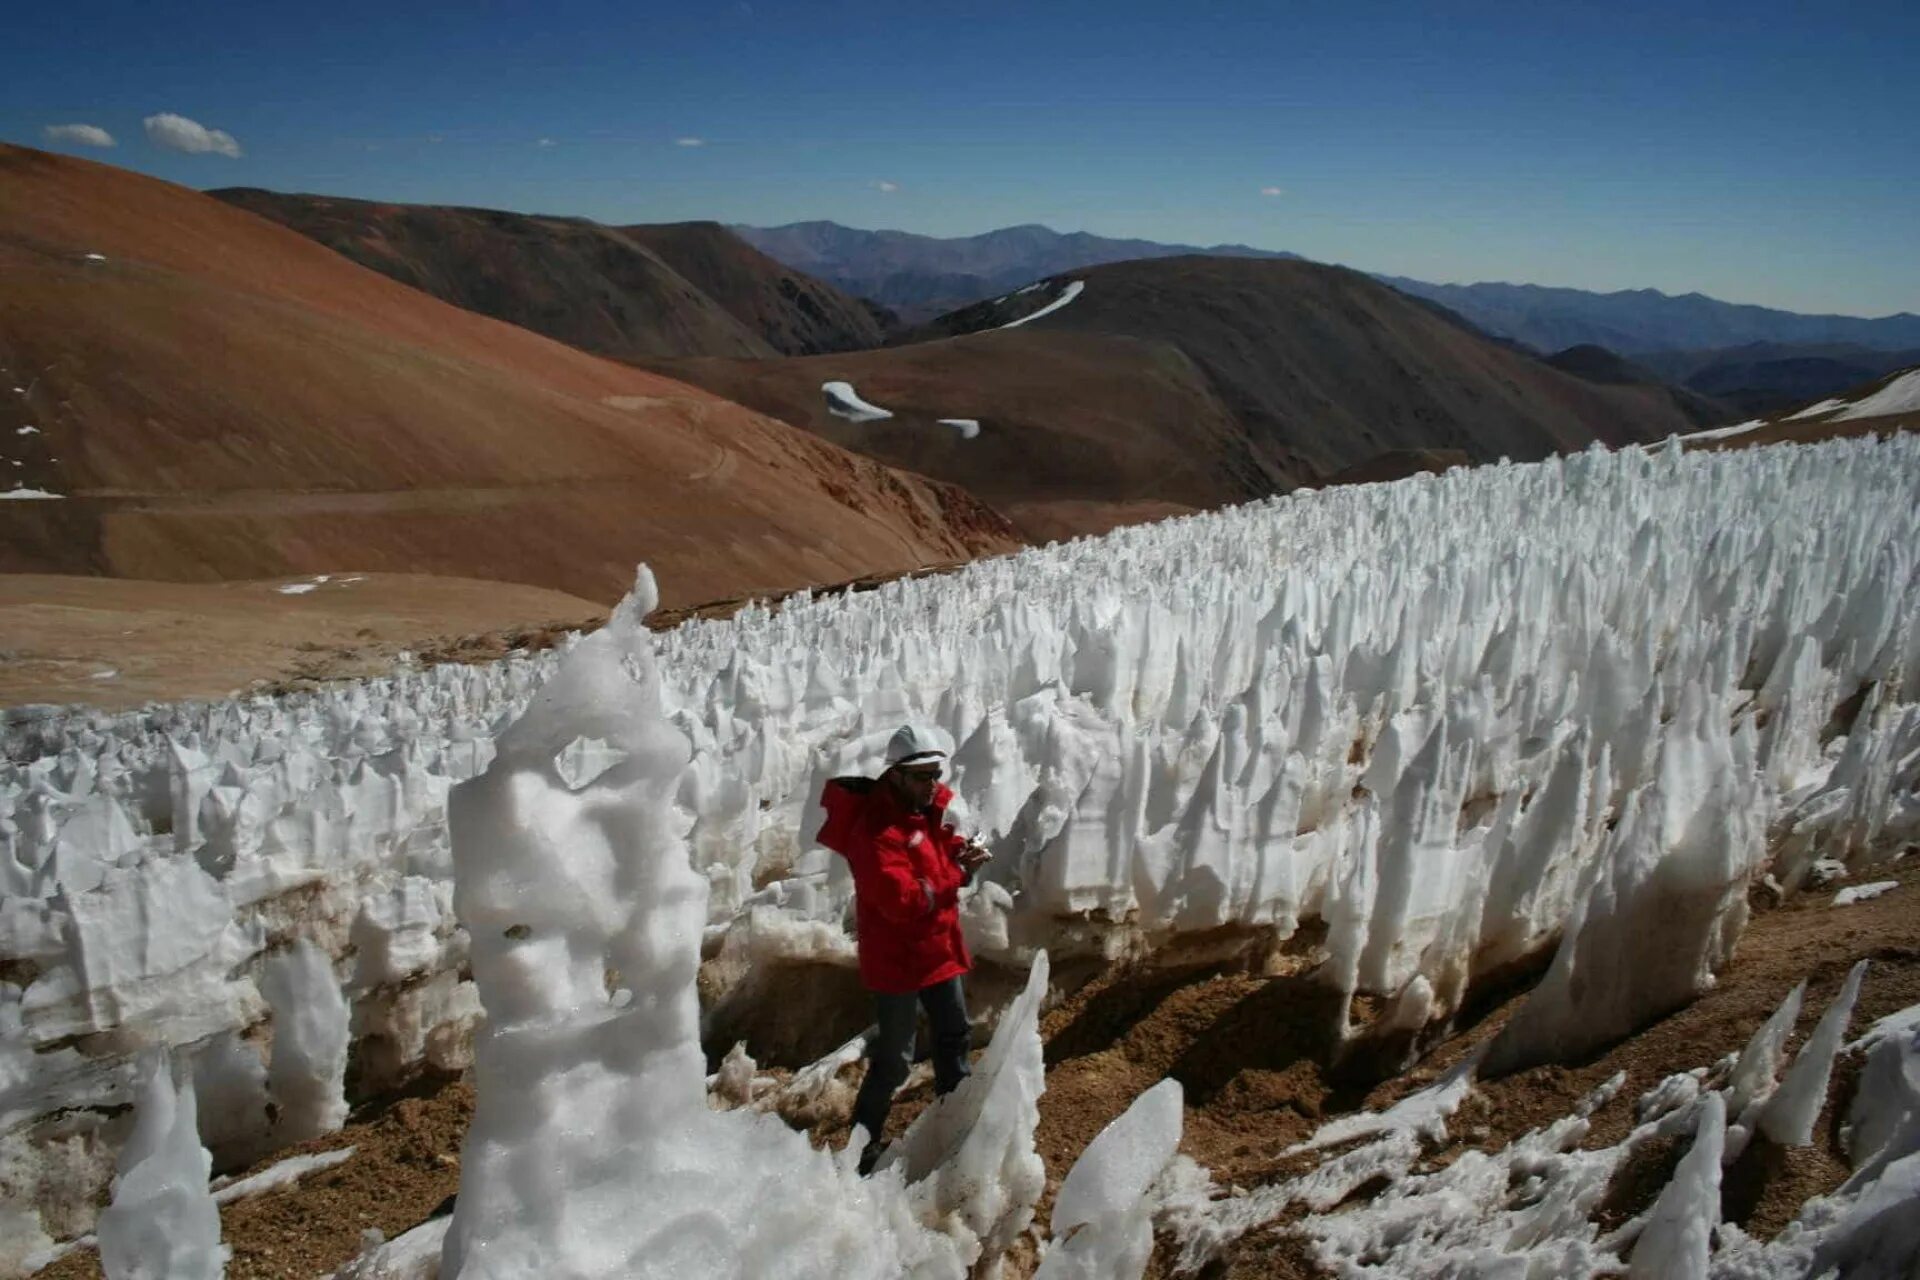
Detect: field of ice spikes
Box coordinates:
(4, 434, 1920, 1277)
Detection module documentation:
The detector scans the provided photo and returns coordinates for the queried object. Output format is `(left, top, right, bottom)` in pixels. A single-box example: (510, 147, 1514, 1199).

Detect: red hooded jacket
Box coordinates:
(818, 777, 973, 995)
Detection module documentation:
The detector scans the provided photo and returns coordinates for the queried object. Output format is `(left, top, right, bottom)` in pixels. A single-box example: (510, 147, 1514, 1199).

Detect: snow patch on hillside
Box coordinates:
(999, 280, 1085, 329)
(823, 380, 894, 422)
(1834, 880, 1899, 906)
(1789, 397, 1847, 419)
(1681, 419, 1763, 441)
(1834, 368, 1920, 421)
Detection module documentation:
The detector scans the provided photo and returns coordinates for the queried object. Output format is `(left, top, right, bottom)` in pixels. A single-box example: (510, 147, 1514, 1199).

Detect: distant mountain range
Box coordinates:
(731, 221, 1297, 324)
(1634, 343, 1920, 418)
(735, 221, 1920, 356)
(1377, 278, 1920, 357)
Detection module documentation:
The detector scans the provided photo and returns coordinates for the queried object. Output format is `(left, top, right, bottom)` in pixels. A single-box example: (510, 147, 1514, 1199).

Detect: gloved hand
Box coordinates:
(956, 837, 992, 873)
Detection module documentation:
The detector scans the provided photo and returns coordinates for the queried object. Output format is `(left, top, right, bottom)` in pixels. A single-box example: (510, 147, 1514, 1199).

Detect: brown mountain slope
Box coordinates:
(0, 145, 1014, 606)
(619, 221, 893, 353)
(906, 257, 1707, 481)
(639, 329, 1282, 542)
(1543, 343, 1737, 428)
(641, 257, 1706, 542)
(211, 191, 889, 358)
(210, 187, 776, 360)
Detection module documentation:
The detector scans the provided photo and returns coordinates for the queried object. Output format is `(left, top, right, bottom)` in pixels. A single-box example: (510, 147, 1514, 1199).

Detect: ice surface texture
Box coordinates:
(6, 434, 1920, 1246)
(1035, 1078, 1183, 1280)
(94, 1052, 225, 1279)
(1155, 979, 1915, 1278)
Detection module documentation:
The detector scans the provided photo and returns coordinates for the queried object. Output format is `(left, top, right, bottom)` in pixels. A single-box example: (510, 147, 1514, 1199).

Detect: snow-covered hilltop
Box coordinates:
(4, 434, 1920, 1274)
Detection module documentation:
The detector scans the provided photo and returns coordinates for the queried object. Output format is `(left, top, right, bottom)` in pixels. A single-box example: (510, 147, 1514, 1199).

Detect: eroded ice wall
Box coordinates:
(441, 569, 1043, 1279)
(5, 435, 1920, 1248)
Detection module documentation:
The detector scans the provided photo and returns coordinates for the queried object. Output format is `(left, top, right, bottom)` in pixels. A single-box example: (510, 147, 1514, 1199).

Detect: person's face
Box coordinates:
(890, 762, 941, 808)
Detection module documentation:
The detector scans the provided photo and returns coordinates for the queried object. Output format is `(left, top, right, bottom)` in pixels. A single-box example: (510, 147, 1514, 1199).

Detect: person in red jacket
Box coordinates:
(817, 723, 991, 1175)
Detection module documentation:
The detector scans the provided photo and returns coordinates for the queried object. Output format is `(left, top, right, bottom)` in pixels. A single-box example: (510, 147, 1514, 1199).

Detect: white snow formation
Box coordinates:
(5, 434, 1920, 1263)
(1152, 976, 1918, 1278)
(935, 418, 982, 439)
(821, 379, 894, 422)
(209, 1145, 354, 1205)
(1834, 879, 1898, 906)
(1680, 418, 1763, 442)
(260, 938, 351, 1144)
(999, 279, 1086, 328)
(439, 568, 1044, 1277)
(0, 487, 63, 500)
(93, 1052, 225, 1279)
(333, 1216, 450, 1280)
(1788, 398, 1847, 420)
(1833, 368, 1920, 421)
(1037, 1078, 1183, 1280)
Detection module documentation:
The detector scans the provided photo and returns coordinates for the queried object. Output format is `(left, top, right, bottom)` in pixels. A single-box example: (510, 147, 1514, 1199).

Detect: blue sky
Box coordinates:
(8, 1, 1917, 316)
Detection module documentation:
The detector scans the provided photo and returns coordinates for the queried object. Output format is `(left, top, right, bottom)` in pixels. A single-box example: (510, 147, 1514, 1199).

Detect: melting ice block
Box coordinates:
(441, 568, 972, 1279)
(1757, 959, 1867, 1148)
(880, 951, 1050, 1263)
(1487, 686, 1764, 1073)
(94, 1052, 225, 1279)
(1036, 1077, 1183, 1280)
(1629, 1091, 1723, 1279)
(261, 938, 350, 1144)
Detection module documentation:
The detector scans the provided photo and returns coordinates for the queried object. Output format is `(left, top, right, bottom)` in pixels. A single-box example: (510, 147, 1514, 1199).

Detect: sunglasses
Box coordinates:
(899, 766, 942, 783)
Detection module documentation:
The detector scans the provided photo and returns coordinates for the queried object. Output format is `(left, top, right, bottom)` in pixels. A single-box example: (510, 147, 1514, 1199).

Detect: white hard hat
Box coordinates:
(884, 722, 947, 769)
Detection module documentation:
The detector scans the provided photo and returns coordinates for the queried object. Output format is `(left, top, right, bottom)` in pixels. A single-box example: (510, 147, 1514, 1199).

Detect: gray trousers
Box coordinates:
(851, 976, 972, 1146)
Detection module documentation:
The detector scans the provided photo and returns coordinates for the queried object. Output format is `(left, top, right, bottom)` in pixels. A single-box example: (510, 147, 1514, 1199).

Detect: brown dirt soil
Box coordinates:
(0, 559, 996, 713)
(32, 859, 1920, 1278)
(35, 1078, 473, 1280)
(0, 573, 606, 710)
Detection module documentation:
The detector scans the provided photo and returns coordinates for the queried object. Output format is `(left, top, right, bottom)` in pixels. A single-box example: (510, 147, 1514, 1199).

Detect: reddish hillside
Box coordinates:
(619, 221, 893, 353)
(0, 145, 1014, 606)
(211, 191, 888, 358)
(209, 187, 777, 360)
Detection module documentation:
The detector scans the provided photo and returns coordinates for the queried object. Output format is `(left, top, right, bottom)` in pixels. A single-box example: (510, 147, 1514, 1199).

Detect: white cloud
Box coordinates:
(874, 179, 900, 193)
(536, 137, 558, 148)
(143, 113, 242, 158)
(44, 123, 115, 148)
(1260, 185, 1285, 197)
(674, 136, 706, 148)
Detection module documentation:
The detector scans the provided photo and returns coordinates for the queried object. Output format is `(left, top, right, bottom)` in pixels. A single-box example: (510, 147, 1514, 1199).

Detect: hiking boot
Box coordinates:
(857, 1140, 889, 1177)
